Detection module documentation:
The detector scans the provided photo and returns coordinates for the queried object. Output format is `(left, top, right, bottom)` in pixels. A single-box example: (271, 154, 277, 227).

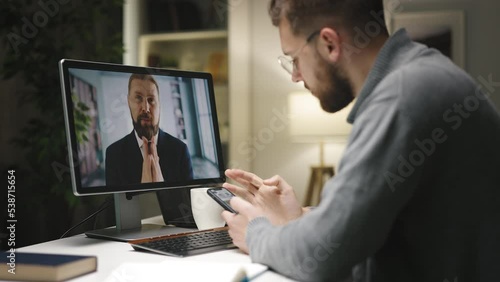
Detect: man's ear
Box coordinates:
(317, 27, 341, 63)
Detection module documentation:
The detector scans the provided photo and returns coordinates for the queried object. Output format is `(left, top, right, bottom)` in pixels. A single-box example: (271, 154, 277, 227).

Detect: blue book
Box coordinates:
(0, 252, 97, 281)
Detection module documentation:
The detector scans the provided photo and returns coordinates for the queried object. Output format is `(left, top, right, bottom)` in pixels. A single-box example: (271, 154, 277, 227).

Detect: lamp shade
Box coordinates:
(288, 91, 353, 142)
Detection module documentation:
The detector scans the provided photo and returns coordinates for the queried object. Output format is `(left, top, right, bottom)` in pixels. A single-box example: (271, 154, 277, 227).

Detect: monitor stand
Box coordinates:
(85, 193, 196, 242)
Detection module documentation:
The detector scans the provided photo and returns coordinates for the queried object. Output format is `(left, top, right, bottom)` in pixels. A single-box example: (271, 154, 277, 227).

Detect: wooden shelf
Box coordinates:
(140, 30, 228, 42)
(138, 30, 228, 71)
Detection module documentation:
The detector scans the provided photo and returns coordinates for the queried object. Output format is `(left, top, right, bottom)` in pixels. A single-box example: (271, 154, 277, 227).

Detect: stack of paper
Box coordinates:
(104, 260, 268, 282)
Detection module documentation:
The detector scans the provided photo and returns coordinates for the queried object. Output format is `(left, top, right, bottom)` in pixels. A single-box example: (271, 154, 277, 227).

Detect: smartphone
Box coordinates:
(207, 187, 237, 214)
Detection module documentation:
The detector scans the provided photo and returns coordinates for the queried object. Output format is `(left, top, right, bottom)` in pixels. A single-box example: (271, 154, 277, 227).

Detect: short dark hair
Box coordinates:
(128, 74, 159, 96)
(269, 0, 388, 37)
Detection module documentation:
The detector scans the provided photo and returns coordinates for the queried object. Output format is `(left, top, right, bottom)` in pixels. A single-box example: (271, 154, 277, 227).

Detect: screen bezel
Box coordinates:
(59, 59, 226, 196)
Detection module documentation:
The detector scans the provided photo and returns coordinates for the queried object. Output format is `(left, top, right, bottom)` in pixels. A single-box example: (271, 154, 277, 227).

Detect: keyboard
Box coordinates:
(129, 227, 236, 257)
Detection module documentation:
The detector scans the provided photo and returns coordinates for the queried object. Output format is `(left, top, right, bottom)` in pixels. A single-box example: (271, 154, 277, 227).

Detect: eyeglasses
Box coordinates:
(278, 30, 320, 75)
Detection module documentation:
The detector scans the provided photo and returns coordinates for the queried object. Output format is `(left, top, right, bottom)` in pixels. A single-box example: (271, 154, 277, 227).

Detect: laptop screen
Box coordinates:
(59, 59, 225, 196)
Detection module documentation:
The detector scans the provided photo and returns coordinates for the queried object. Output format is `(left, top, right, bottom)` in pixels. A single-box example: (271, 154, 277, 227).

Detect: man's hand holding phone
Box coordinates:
(207, 187, 238, 214)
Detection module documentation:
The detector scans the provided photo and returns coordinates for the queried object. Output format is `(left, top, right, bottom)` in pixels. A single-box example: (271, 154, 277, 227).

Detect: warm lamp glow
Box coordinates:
(288, 91, 353, 206)
(288, 91, 353, 143)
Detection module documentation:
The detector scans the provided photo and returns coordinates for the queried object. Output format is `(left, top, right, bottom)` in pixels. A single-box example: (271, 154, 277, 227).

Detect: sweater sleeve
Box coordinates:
(246, 73, 427, 281)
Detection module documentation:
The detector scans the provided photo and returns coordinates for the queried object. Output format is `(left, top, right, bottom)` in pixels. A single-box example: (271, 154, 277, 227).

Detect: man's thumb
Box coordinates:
(263, 175, 280, 186)
(263, 175, 289, 192)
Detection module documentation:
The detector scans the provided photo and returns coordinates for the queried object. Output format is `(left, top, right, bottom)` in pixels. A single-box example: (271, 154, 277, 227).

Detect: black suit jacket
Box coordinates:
(105, 129, 193, 186)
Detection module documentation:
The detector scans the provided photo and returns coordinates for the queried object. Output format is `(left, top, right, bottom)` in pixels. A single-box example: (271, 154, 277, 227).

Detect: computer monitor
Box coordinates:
(59, 59, 226, 241)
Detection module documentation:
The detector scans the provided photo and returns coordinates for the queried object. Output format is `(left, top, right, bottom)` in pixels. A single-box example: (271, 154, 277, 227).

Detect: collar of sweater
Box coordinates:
(347, 28, 413, 124)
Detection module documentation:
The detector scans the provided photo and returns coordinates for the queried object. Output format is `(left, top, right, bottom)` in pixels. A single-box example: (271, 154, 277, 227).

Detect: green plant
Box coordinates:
(0, 0, 124, 246)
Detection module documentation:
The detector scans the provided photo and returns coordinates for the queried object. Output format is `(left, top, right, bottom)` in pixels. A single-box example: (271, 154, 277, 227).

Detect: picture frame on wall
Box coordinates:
(389, 10, 466, 69)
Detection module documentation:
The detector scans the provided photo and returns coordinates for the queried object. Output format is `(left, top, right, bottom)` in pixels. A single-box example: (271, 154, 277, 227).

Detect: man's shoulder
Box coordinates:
(158, 129, 187, 147)
(379, 52, 474, 105)
(106, 131, 134, 154)
(362, 51, 477, 127)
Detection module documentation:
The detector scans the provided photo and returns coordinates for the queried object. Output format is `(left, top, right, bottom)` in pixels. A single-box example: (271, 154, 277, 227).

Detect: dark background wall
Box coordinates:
(0, 0, 124, 249)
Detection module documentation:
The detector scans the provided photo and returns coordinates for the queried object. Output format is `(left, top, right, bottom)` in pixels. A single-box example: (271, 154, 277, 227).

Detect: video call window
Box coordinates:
(68, 69, 221, 189)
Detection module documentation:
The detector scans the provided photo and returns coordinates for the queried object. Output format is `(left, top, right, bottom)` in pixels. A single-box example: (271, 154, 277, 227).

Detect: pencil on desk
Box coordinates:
(232, 268, 247, 282)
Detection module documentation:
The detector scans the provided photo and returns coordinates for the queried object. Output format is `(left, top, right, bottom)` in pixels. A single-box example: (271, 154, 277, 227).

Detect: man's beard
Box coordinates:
(312, 51, 355, 113)
(133, 113, 159, 140)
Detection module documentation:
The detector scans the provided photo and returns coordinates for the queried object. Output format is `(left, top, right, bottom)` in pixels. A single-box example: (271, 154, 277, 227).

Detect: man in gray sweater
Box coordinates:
(221, 0, 500, 281)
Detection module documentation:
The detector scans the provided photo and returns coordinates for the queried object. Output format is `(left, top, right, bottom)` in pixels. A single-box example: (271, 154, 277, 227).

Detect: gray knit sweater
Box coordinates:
(246, 29, 500, 282)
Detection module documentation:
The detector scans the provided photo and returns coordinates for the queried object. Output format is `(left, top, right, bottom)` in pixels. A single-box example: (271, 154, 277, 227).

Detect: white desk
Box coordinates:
(17, 217, 293, 281)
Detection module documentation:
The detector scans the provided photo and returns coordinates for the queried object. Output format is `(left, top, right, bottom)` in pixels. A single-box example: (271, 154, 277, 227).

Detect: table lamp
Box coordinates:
(288, 91, 353, 206)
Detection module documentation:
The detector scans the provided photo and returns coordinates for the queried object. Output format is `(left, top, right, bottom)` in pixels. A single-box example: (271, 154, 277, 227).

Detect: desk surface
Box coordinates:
(17, 217, 293, 281)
